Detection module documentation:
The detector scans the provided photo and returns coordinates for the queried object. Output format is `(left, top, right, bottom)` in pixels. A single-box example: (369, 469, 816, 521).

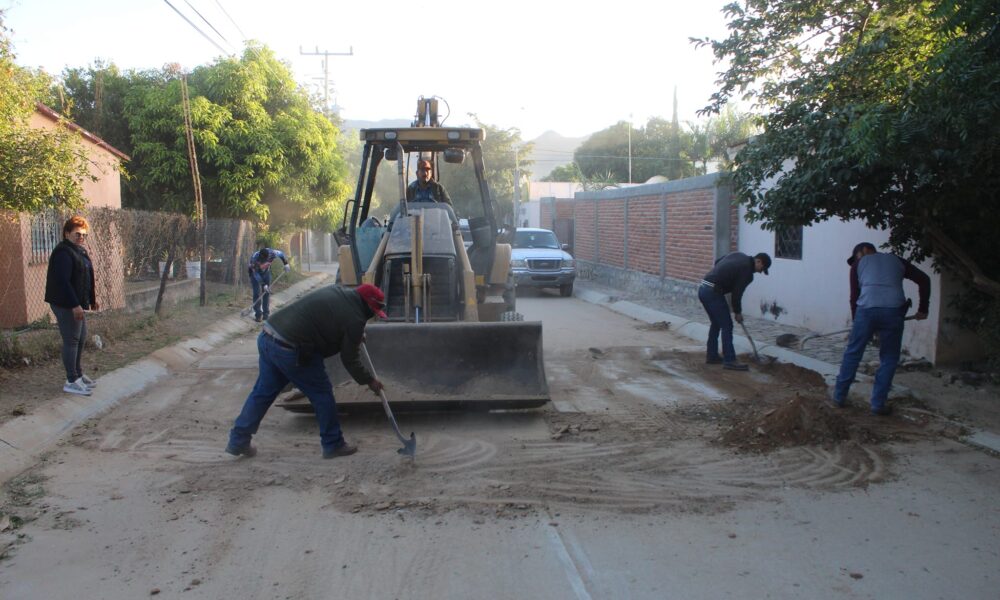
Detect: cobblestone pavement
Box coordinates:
(576, 279, 880, 366)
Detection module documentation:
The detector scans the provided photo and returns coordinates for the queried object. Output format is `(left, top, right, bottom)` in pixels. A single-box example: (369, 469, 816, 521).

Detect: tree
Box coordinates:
(54, 44, 351, 231)
(0, 15, 93, 213)
(574, 117, 700, 184)
(541, 162, 584, 182)
(697, 0, 1000, 361)
(437, 116, 533, 224)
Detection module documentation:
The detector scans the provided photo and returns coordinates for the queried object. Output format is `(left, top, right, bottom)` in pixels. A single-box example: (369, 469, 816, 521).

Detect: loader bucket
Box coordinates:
(280, 321, 549, 413)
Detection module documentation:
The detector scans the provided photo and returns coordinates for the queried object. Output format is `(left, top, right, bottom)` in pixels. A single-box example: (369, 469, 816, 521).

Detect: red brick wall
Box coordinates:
(549, 177, 735, 285)
(627, 196, 662, 275)
(539, 202, 552, 230)
(573, 201, 596, 261)
(599, 200, 626, 268)
(665, 188, 717, 282)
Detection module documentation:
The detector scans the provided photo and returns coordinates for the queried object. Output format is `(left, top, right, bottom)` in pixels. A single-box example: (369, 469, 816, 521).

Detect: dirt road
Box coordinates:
(1, 290, 998, 598)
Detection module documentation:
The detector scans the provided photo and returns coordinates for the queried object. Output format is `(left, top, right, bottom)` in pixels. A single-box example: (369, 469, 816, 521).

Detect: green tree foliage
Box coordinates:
(437, 116, 533, 224)
(697, 0, 1000, 296)
(699, 0, 1000, 364)
(541, 162, 584, 183)
(0, 15, 93, 213)
(53, 44, 350, 230)
(574, 118, 700, 184)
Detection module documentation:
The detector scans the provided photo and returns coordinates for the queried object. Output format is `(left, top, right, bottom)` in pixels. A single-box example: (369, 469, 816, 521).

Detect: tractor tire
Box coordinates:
(502, 274, 517, 312)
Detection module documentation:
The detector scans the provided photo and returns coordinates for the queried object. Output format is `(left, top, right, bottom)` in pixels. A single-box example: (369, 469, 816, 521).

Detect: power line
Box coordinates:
(214, 0, 246, 40)
(182, 0, 236, 53)
(162, 0, 232, 56)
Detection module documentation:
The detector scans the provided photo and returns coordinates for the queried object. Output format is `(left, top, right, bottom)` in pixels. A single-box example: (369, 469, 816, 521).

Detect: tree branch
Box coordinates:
(926, 223, 1000, 298)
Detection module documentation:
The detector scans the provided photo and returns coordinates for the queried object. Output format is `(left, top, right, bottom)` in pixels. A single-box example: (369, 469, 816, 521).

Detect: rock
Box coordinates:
(374, 502, 392, 511)
(580, 424, 599, 432)
(960, 371, 985, 387)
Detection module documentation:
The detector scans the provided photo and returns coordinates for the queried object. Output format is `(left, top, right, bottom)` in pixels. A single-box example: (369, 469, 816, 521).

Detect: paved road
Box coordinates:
(1, 290, 997, 599)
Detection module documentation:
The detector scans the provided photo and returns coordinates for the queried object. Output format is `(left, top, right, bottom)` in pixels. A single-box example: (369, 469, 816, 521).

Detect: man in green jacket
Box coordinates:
(226, 284, 386, 459)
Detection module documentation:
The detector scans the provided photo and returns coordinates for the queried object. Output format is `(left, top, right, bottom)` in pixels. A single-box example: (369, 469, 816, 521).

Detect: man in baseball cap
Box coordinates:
(226, 283, 386, 460)
(406, 158, 452, 204)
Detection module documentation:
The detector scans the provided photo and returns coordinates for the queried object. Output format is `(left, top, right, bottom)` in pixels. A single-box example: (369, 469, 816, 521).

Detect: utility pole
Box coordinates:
(627, 114, 633, 184)
(299, 45, 353, 116)
(513, 147, 521, 230)
(180, 74, 207, 306)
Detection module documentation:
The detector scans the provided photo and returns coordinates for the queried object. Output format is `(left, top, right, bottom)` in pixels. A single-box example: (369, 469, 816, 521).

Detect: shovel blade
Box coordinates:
(397, 433, 416, 457)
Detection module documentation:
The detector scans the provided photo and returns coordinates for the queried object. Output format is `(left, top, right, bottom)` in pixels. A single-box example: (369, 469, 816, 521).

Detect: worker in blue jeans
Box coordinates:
(227, 284, 386, 459)
(832, 243, 930, 415)
(248, 247, 290, 322)
(698, 252, 772, 371)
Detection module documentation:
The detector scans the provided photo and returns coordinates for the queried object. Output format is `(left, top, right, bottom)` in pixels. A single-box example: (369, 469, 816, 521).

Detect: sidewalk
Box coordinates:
(572, 279, 1000, 454)
(0, 266, 337, 484)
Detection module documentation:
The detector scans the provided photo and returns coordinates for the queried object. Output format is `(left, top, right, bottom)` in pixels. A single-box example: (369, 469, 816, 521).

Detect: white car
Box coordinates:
(510, 228, 576, 297)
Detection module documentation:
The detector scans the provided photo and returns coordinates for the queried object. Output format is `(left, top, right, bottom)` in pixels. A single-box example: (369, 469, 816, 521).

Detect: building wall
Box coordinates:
(28, 112, 123, 209)
(736, 213, 955, 363)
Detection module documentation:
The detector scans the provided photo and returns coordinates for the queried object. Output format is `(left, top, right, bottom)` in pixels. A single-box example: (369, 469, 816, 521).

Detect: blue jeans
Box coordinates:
(251, 272, 272, 319)
(699, 285, 735, 363)
(834, 306, 905, 410)
(229, 332, 345, 452)
(51, 304, 86, 382)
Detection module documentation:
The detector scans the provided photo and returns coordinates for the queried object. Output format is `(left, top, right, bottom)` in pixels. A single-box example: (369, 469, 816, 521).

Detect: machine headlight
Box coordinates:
(562, 259, 576, 268)
(511, 259, 528, 268)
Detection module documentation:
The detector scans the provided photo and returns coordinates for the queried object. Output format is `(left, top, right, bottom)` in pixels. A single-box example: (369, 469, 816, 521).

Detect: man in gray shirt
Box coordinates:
(832, 242, 930, 415)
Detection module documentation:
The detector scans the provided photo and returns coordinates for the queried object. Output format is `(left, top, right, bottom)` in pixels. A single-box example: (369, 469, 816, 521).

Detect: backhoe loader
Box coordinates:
(281, 97, 549, 413)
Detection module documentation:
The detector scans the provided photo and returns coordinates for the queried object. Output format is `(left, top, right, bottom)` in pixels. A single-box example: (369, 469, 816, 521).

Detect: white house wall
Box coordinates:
(737, 210, 943, 363)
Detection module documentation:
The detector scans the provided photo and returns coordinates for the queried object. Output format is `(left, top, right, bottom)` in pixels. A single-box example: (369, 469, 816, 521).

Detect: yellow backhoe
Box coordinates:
(281, 97, 549, 413)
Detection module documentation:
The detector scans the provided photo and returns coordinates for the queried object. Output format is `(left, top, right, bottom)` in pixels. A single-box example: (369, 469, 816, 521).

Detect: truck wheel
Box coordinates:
(500, 311, 524, 322)
(559, 283, 574, 297)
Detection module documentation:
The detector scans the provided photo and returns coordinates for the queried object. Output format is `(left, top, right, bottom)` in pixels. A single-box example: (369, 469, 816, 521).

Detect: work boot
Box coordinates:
(723, 361, 749, 371)
(323, 442, 358, 459)
(225, 443, 257, 458)
(828, 387, 846, 409)
(254, 315, 262, 323)
(706, 356, 723, 365)
(871, 405, 893, 417)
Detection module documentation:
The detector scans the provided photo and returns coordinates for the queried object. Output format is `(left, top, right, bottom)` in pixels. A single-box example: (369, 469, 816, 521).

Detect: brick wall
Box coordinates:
(549, 173, 735, 294)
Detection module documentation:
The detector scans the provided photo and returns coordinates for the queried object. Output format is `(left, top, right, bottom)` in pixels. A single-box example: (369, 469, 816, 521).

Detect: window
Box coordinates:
(30, 210, 65, 264)
(775, 225, 803, 260)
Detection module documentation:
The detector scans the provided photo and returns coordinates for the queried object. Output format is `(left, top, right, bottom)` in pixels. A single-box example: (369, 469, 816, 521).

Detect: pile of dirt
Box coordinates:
(717, 394, 882, 453)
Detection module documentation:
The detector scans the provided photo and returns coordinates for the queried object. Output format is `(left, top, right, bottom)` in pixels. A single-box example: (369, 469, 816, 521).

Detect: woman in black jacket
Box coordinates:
(44, 215, 98, 396)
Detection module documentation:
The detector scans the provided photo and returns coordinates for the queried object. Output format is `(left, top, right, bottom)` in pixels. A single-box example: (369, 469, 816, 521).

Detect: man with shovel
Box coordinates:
(698, 251, 772, 371)
(832, 243, 930, 415)
(248, 247, 290, 322)
(226, 283, 386, 459)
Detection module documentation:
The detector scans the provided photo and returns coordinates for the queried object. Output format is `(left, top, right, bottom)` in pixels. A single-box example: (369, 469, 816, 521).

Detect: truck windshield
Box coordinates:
(513, 231, 560, 249)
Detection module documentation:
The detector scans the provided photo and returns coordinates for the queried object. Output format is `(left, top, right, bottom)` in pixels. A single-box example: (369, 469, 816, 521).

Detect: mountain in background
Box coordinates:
(526, 131, 589, 180)
(341, 120, 588, 181)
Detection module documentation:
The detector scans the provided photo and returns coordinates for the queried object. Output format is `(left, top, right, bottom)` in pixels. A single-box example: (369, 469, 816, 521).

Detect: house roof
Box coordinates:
(34, 103, 131, 162)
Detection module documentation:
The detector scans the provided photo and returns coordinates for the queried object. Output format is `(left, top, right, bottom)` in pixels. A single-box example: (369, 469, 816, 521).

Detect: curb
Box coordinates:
(574, 286, 1000, 454)
(0, 273, 332, 484)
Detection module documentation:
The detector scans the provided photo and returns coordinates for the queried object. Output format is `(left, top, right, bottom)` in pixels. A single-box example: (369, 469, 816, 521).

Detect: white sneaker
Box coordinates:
(80, 374, 97, 389)
(63, 378, 92, 396)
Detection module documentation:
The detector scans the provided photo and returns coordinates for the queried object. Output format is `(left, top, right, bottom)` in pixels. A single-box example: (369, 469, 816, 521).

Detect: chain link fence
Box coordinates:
(3, 208, 257, 328)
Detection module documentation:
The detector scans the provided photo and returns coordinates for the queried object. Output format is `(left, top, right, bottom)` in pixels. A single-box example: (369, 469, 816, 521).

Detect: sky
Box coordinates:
(2, 0, 733, 140)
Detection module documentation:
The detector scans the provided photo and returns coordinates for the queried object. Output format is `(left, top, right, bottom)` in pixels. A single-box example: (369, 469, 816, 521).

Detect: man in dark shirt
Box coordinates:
(832, 242, 930, 415)
(406, 159, 452, 204)
(226, 284, 386, 459)
(698, 251, 772, 371)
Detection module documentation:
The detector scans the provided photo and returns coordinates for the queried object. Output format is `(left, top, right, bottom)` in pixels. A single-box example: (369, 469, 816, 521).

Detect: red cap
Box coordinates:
(356, 284, 387, 318)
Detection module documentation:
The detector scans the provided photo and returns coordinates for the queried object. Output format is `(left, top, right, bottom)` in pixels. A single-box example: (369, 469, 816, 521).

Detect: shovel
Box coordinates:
(360, 342, 416, 458)
(777, 315, 918, 349)
(240, 271, 287, 318)
(738, 321, 772, 364)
